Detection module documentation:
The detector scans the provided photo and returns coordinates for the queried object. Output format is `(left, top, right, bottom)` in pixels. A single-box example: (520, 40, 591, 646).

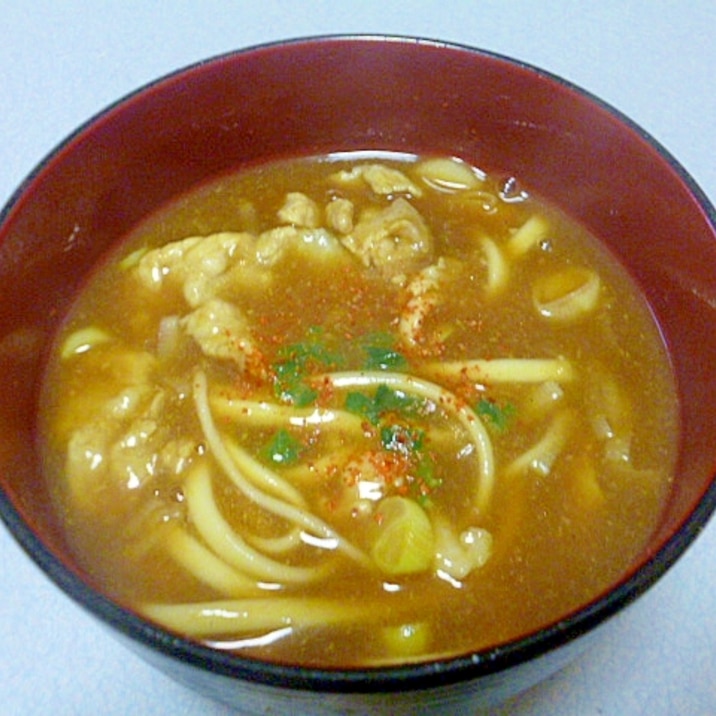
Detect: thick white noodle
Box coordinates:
(210, 393, 365, 432)
(246, 528, 303, 555)
(142, 597, 377, 638)
(222, 438, 306, 507)
(164, 524, 264, 596)
(480, 236, 509, 297)
(522, 380, 565, 422)
(432, 514, 493, 582)
(320, 371, 495, 512)
(505, 409, 574, 478)
(279, 451, 355, 484)
(422, 357, 575, 385)
(415, 156, 482, 192)
(506, 214, 549, 257)
(193, 371, 369, 565)
(532, 268, 601, 321)
(184, 463, 324, 584)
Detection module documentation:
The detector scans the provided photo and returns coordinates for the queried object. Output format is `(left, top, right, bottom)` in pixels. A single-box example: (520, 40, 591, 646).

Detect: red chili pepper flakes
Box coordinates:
(313, 375, 336, 406)
(359, 420, 375, 438)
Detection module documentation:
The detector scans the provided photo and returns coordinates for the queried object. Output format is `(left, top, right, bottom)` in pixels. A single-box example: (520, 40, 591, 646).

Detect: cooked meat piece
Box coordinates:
(135, 231, 262, 307)
(256, 226, 347, 266)
(332, 164, 423, 197)
(341, 198, 433, 280)
(66, 384, 178, 506)
(399, 260, 445, 348)
(325, 197, 355, 235)
(181, 298, 265, 376)
(277, 192, 321, 228)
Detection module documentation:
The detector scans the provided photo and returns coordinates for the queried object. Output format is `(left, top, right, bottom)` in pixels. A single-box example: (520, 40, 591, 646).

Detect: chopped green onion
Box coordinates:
(380, 424, 425, 456)
(360, 332, 408, 371)
(476, 397, 515, 432)
(363, 345, 408, 371)
(118, 246, 149, 271)
(271, 327, 344, 406)
(275, 329, 342, 368)
(261, 429, 304, 465)
(273, 364, 319, 407)
(60, 326, 112, 359)
(381, 622, 431, 658)
(345, 384, 425, 425)
(413, 456, 442, 505)
(370, 496, 435, 575)
(344, 391, 376, 421)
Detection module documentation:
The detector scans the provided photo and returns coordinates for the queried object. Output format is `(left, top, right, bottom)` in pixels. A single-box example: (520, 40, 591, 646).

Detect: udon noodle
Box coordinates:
(40, 153, 678, 667)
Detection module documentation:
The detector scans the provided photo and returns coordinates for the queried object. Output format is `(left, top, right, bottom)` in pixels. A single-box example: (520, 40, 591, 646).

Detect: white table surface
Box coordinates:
(2, 2, 716, 715)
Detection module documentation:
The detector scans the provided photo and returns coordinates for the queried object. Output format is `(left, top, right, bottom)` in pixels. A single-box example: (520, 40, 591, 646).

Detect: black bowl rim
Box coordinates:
(1, 33, 716, 694)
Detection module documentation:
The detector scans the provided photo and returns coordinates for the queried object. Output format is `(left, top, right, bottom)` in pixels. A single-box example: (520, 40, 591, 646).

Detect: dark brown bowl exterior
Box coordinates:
(1, 36, 716, 714)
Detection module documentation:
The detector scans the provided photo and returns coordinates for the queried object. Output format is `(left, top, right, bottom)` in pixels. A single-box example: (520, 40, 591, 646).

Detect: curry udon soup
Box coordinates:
(40, 153, 677, 668)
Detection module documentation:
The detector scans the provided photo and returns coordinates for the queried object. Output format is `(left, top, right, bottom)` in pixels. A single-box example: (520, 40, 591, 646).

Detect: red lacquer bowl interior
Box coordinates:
(1, 36, 715, 695)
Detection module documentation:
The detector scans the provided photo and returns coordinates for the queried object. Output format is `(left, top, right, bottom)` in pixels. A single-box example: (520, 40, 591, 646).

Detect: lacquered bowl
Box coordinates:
(1, 36, 716, 715)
